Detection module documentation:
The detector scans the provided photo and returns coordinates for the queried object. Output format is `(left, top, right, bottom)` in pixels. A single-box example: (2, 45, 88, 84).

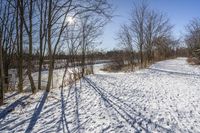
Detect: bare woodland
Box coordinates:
(185, 18, 200, 61)
(0, 0, 199, 106)
(0, 0, 112, 105)
(117, 2, 177, 68)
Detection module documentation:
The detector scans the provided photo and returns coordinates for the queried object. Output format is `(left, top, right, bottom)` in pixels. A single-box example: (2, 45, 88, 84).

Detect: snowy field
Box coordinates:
(1, 57, 200, 133)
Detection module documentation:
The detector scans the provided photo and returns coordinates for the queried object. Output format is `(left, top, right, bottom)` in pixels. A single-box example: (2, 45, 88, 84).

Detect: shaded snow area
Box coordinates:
(1, 57, 200, 133)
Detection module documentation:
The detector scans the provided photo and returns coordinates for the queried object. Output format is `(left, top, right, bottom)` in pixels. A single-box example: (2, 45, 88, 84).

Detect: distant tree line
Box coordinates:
(117, 1, 180, 69)
(185, 18, 200, 62)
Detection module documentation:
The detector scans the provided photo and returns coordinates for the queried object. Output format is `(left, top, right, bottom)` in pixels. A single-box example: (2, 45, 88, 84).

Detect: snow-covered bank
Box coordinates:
(21, 63, 107, 91)
(1, 58, 200, 132)
(149, 57, 200, 76)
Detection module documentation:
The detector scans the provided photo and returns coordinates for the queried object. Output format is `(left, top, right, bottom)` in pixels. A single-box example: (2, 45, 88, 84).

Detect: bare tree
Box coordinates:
(18, 0, 37, 93)
(79, 15, 105, 76)
(45, 0, 112, 92)
(0, 1, 4, 103)
(46, 0, 53, 92)
(0, 25, 4, 105)
(37, 0, 48, 90)
(0, 0, 16, 104)
(185, 18, 200, 59)
(130, 1, 148, 67)
(17, 0, 24, 92)
(117, 1, 174, 67)
(144, 10, 173, 63)
(117, 24, 135, 71)
(153, 36, 176, 60)
(61, 22, 81, 87)
(46, 0, 72, 91)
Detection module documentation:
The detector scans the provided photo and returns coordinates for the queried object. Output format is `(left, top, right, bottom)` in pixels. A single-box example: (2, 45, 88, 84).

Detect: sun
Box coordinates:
(67, 16, 75, 25)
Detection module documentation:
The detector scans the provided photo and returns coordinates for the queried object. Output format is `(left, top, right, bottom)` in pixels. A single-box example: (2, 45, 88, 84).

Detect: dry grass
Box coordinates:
(187, 57, 200, 65)
(100, 63, 124, 72)
(101, 63, 142, 72)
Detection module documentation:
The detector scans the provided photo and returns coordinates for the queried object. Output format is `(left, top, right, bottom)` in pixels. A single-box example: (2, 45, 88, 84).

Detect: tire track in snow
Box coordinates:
(84, 77, 172, 132)
(91, 69, 200, 132)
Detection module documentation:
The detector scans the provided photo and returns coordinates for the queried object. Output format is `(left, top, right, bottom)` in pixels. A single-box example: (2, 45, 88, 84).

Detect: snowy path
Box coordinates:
(1, 58, 200, 133)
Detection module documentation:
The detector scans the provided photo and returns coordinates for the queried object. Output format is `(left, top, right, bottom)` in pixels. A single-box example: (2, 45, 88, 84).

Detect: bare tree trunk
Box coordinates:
(131, 52, 134, 71)
(38, 0, 43, 90)
(81, 45, 85, 77)
(46, 0, 53, 92)
(18, 0, 36, 93)
(38, 50, 42, 90)
(140, 46, 143, 67)
(27, 0, 36, 93)
(0, 32, 4, 105)
(38, 0, 47, 90)
(139, 23, 144, 68)
(61, 62, 69, 88)
(18, 0, 23, 92)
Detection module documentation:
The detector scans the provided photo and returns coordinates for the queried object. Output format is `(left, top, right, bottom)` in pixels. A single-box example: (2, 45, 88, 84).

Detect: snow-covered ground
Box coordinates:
(1, 57, 200, 133)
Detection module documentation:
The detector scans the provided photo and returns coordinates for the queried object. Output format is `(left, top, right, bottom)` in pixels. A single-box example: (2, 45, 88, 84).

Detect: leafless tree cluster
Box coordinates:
(185, 18, 200, 60)
(117, 1, 176, 69)
(0, 0, 112, 105)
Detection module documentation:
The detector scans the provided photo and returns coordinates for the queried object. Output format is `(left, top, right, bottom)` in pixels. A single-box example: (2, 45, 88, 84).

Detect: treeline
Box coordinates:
(185, 18, 200, 63)
(117, 1, 180, 70)
(0, 0, 112, 105)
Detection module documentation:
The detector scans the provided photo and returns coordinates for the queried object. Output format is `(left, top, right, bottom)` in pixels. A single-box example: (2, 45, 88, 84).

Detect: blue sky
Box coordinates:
(100, 0, 200, 50)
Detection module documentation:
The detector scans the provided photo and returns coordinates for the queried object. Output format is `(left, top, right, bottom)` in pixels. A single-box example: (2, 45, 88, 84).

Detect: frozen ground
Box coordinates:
(0, 57, 200, 133)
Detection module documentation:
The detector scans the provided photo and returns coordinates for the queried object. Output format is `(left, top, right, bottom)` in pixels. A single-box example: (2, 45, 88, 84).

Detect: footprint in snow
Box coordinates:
(159, 118, 164, 122)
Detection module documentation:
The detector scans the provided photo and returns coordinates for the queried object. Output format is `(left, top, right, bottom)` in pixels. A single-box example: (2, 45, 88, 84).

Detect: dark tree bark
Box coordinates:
(0, 31, 4, 105)
(17, 0, 24, 92)
(46, 0, 53, 92)
(38, 0, 47, 90)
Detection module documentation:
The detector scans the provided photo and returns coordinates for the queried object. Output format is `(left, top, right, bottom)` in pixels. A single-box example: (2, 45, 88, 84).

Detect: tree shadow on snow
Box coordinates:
(57, 86, 72, 133)
(25, 91, 49, 133)
(0, 95, 30, 120)
(74, 81, 81, 133)
(57, 81, 82, 133)
(4, 92, 19, 100)
(84, 77, 172, 132)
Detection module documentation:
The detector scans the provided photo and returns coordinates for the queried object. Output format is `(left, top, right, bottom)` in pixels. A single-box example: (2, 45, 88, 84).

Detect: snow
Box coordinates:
(149, 57, 200, 76)
(1, 57, 200, 132)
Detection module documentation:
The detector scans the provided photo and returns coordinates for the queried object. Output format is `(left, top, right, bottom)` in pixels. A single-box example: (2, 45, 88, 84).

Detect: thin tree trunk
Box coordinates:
(27, 0, 36, 93)
(18, 0, 23, 92)
(140, 45, 143, 67)
(81, 48, 85, 77)
(0, 32, 4, 105)
(38, 0, 47, 90)
(46, 0, 53, 92)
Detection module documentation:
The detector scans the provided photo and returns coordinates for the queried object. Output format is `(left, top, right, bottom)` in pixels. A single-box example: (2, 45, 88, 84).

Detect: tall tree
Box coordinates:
(19, 0, 37, 93)
(185, 18, 200, 59)
(130, 1, 148, 67)
(144, 10, 173, 63)
(117, 24, 135, 71)
(0, 26, 4, 105)
(37, 0, 48, 90)
(45, 0, 112, 91)
(17, 0, 24, 92)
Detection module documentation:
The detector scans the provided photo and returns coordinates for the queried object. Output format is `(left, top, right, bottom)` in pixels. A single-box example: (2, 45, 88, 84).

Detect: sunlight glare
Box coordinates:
(67, 16, 75, 25)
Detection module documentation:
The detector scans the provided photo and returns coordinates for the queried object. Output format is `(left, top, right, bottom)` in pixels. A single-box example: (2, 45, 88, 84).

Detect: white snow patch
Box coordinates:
(1, 58, 200, 132)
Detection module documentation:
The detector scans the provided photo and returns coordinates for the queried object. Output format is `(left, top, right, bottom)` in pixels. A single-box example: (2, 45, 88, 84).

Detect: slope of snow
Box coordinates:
(0, 58, 200, 133)
(150, 57, 200, 76)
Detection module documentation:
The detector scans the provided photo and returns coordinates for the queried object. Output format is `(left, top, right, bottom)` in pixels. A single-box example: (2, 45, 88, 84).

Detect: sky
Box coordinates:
(100, 0, 200, 50)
